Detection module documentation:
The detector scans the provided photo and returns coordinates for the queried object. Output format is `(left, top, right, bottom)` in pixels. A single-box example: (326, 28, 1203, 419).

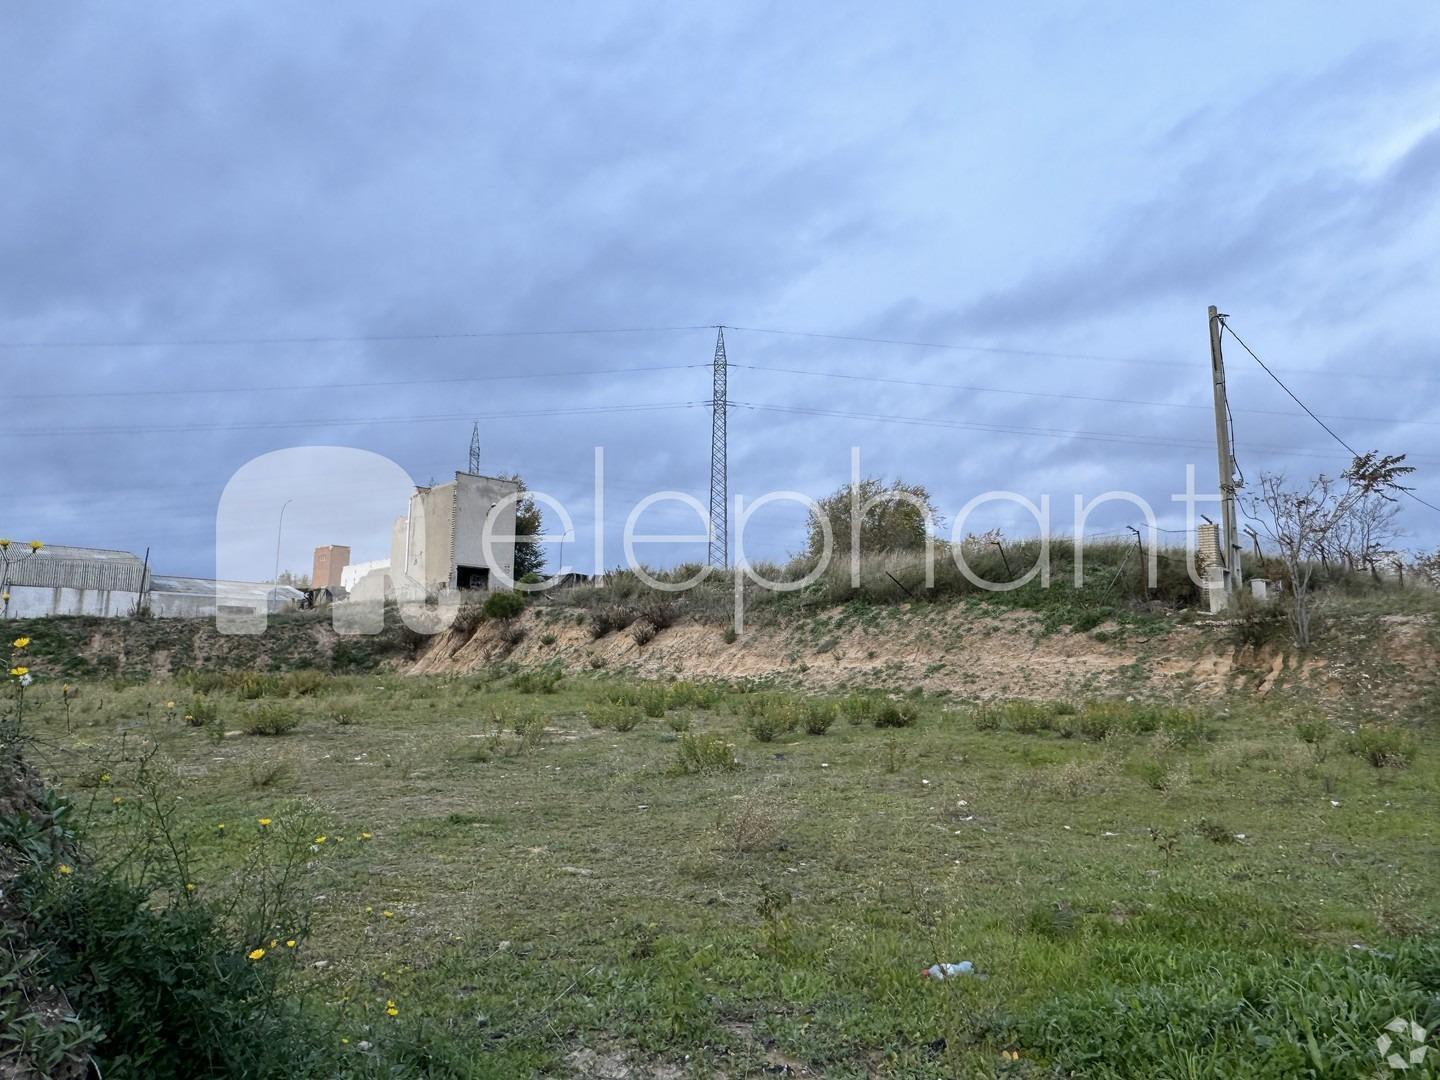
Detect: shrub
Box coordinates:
(244, 703, 299, 737)
(676, 733, 739, 774)
(836, 693, 875, 725)
(722, 626, 738, 645)
(630, 619, 658, 646)
(539, 633, 557, 647)
(717, 786, 793, 853)
(512, 667, 562, 694)
(589, 606, 636, 639)
(482, 591, 526, 620)
(591, 704, 642, 732)
(639, 687, 669, 718)
(803, 700, 836, 735)
(971, 703, 1002, 731)
(245, 755, 295, 789)
(1347, 726, 1417, 768)
(873, 699, 919, 728)
(454, 601, 486, 633)
(497, 621, 527, 647)
(665, 715, 692, 733)
(184, 696, 216, 728)
(747, 712, 788, 743)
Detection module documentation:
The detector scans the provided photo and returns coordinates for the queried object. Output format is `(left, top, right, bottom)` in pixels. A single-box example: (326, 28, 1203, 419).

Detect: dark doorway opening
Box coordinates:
(456, 565, 490, 590)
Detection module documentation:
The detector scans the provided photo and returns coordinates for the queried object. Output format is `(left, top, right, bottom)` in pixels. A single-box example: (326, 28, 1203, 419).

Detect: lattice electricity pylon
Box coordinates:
(469, 421, 482, 475)
(707, 327, 729, 568)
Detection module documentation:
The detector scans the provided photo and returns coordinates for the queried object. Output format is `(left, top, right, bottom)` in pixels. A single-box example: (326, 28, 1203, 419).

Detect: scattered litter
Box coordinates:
(559, 866, 594, 877)
(921, 961, 984, 980)
(921, 779, 931, 786)
(1102, 831, 1118, 837)
(820, 763, 830, 768)
(1062, 825, 1072, 831)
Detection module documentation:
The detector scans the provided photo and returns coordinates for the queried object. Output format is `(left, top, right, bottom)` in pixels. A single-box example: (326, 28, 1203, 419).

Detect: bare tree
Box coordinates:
(1244, 452, 1414, 647)
(1328, 492, 1403, 580)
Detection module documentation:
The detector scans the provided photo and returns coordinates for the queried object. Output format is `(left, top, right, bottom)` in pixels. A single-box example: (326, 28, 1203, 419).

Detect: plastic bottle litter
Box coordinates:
(921, 961, 978, 980)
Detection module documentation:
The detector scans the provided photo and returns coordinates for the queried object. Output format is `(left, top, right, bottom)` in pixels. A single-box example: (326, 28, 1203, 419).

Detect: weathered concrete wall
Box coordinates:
(5, 584, 140, 618)
(452, 473, 517, 588)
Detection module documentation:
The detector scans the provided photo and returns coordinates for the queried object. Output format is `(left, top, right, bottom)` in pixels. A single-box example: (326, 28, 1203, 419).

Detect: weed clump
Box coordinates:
(1347, 726, 1417, 768)
(676, 733, 739, 774)
(244, 703, 299, 737)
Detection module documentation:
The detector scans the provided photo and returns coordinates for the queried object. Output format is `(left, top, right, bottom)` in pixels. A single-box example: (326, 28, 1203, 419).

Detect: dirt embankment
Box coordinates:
(412, 604, 1438, 703)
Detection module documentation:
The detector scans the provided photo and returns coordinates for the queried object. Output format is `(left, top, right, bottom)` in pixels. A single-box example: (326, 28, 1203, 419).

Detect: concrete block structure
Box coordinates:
(391, 471, 519, 593)
(311, 545, 350, 591)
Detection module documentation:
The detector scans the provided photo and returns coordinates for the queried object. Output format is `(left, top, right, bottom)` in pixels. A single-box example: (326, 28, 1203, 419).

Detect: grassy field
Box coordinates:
(15, 663, 1439, 1078)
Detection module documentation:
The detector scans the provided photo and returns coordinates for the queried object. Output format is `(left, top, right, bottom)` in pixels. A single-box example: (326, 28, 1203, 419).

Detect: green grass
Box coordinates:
(18, 671, 1440, 1077)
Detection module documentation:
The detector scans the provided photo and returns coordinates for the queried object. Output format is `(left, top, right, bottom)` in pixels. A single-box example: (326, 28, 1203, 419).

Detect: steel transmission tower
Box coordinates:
(707, 327, 729, 567)
(468, 422, 482, 475)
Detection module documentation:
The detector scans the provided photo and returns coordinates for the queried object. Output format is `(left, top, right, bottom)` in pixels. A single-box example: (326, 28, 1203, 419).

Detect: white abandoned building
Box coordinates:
(1, 544, 303, 620)
(345, 471, 520, 601)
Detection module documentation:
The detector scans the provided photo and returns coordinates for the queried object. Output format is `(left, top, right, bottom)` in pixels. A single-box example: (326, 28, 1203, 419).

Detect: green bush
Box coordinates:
(184, 696, 217, 728)
(244, 703, 300, 737)
(746, 711, 789, 743)
(591, 703, 642, 732)
(1347, 725, 1418, 768)
(873, 699, 919, 728)
(482, 591, 526, 620)
(675, 733, 739, 774)
(803, 700, 836, 735)
(512, 667, 562, 694)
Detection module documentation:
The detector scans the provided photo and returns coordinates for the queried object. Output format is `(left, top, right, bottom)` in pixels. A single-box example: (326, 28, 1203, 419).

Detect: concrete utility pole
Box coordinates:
(1207, 305, 1242, 598)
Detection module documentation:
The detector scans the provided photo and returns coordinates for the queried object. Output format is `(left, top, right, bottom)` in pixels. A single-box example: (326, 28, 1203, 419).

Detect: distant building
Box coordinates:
(340, 558, 389, 593)
(391, 472, 519, 592)
(147, 576, 305, 618)
(0, 543, 304, 620)
(1, 545, 147, 617)
(311, 545, 350, 591)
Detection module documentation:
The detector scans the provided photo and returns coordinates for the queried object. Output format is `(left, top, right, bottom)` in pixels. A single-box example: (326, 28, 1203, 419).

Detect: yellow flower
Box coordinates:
(270, 939, 278, 948)
(185, 883, 196, 892)
(359, 831, 373, 841)
(57, 864, 73, 876)
(313, 835, 327, 844)
(0, 539, 9, 550)
(216, 822, 226, 830)
(385, 999, 399, 1017)
(28, 540, 43, 552)
(99, 773, 110, 783)
(258, 818, 271, 827)
(341, 1038, 349, 1045)
(247, 948, 266, 961)
(285, 939, 297, 948)
(165, 700, 175, 708)
(12, 636, 29, 649)
(382, 910, 394, 919)
(9, 667, 28, 678)
(111, 796, 123, 805)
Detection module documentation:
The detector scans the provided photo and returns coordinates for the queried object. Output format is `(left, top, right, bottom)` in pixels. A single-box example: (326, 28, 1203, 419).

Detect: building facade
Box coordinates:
(390, 471, 519, 592)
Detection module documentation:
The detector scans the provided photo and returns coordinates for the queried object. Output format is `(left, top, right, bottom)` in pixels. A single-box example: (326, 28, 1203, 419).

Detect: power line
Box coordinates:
(6, 363, 704, 401)
(1221, 320, 1440, 515)
(729, 399, 1440, 468)
(0, 401, 705, 439)
(735, 361, 1440, 429)
(725, 325, 1438, 384)
(0, 325, 712, 349)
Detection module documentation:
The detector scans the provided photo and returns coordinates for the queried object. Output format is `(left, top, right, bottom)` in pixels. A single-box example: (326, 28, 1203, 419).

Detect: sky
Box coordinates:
(3, 2, 1439, 580)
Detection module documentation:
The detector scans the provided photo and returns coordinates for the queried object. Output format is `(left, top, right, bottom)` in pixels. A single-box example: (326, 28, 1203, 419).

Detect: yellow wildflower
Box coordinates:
(111, 796, 123, 805)
(313, 835, 327, 844)
(165, 700, 175, 708)
(382, 910, 394, 919)
(185, 883, 196, 892)
(99, 773, 110, 783)
(248, 948, 266, 961)
(9, 667, 28, 678)
(28, 540, 43, 552)
(258, 818, 271, 827)
(0, 539, 9, 550)
(359, 831, 373, 841)
(385, 999, 399, 1017)
(216, 822, 226, 831)
(57, 864, 73, 876)
(270, 939, 278, 948)
(12, 636, 30, 649)
(285, 939, 297, 948)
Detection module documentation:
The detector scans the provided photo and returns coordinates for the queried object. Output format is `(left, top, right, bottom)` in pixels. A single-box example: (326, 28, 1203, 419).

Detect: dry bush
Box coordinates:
(716, 783, 794, 854)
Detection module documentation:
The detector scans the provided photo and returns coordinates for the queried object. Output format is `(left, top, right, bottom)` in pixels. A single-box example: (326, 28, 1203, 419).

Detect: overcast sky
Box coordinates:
(3, 3, 1439, 579)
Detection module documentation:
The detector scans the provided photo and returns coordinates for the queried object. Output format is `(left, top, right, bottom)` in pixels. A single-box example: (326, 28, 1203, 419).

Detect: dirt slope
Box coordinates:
(412, 604, 1437, 703)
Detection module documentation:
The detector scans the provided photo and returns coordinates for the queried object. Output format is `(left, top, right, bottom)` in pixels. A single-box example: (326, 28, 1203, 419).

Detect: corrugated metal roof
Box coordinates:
(149, 576, 305, 600)
(2, 546, 146, 591)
